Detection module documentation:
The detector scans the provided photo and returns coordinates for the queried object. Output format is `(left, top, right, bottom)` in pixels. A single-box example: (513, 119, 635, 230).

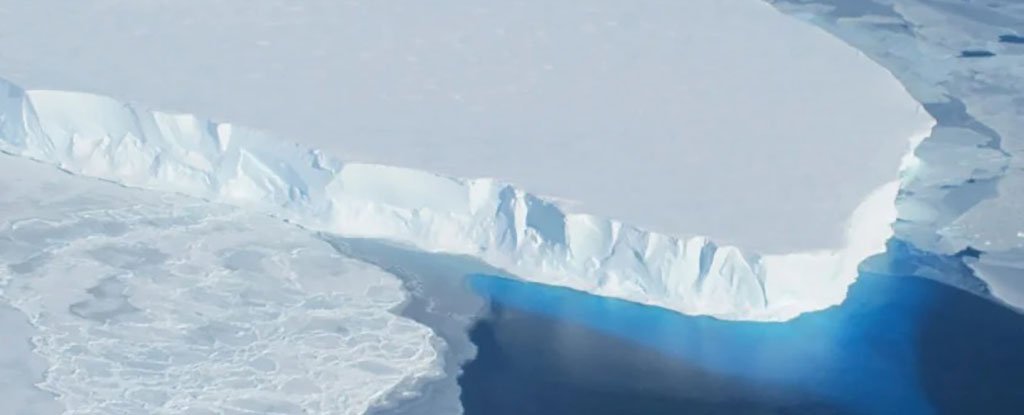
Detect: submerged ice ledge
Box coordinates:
(0, 77, 931, 322)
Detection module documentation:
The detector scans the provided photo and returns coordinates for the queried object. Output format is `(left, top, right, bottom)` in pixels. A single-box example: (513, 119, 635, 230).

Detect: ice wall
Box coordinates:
(0, 77, 929, 321)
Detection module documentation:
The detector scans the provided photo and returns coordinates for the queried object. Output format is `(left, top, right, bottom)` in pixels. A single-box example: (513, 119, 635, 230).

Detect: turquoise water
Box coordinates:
(460, 242, 1024, 414)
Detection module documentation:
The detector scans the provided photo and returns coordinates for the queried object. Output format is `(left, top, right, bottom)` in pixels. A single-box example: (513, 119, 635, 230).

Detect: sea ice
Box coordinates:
(0, 155, 444, 414)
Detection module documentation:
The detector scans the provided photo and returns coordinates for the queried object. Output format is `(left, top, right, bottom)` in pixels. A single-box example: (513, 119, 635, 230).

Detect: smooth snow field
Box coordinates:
(0, 0, 932, 255)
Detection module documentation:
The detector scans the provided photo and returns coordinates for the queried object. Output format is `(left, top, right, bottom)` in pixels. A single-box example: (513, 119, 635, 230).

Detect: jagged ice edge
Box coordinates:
(0, 78, 933, 322)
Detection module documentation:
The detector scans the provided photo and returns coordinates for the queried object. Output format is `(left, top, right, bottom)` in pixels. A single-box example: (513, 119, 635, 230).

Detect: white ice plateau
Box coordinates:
(0, 69, 931, 322)
(0, 0, 937, 323)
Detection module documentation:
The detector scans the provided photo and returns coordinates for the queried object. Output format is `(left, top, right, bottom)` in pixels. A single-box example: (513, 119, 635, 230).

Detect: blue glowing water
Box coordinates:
(458, 243, 1024, 415)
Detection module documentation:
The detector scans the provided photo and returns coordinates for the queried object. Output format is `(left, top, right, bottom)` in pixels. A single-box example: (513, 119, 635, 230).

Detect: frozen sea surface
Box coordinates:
(0, 155, 444, 414)
(0, 303, 62, 415)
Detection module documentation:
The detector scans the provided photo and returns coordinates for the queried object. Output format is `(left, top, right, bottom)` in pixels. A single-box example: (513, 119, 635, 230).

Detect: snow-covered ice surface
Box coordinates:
(768, 0, 1024, 311)
(0, 0, 934, 322)
(0, 155, 444, 414)
(0, 302, 62, 415)
(0, 0, 931, 254)
(0, 74, 913, 322)
(328, 238, 500, 415)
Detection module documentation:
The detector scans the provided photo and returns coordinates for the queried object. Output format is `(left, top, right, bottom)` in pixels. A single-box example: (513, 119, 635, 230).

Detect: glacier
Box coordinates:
(0, 0, 938, 254)
(0, 0, 943, 322)
(0, 74, 927, 322)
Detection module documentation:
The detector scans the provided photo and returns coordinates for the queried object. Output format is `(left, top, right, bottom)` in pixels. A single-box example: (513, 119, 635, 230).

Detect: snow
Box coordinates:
(0, 154, 444, 414)
(0, 0, 934, 322)
(0, 73, 920, 322)
(0, 0, 931, 254)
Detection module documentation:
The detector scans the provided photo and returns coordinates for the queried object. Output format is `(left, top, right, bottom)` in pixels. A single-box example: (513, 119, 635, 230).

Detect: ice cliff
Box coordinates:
(0, 77, 931, 321)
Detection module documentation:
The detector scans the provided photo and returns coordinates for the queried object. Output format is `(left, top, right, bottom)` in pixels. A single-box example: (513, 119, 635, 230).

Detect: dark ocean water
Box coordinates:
(458, 243, 1024, 415)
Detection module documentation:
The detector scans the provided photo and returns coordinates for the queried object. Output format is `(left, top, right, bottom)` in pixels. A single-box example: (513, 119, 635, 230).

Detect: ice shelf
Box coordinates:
(0, 73, 930, 321)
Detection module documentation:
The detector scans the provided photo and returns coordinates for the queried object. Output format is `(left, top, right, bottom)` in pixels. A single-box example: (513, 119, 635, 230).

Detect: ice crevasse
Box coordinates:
(0, 77, 933, 322)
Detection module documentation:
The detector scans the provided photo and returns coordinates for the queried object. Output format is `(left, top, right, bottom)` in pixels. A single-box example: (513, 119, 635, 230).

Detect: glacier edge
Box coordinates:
(0, 77, 934, 322)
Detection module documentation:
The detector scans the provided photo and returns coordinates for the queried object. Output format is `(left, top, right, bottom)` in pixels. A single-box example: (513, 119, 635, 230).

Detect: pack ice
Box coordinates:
(0, 155, 444, 414)
(0, 0, 934, 321)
